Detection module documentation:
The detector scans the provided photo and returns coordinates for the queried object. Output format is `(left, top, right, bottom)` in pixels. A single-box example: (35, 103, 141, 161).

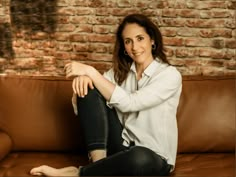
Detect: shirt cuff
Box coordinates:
(107, 85, 126, 106)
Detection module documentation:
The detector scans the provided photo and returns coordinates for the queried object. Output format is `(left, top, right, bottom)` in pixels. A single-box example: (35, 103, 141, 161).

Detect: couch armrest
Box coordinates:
(0, 130, 12, 161)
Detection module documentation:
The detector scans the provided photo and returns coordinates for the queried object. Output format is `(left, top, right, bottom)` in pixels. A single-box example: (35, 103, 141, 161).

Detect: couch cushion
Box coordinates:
(0, 76, 85, 151)
(0, 131, 12, 161)
(171, 153, 235, 177)
(1, 152, 234, 177)
(0, 152, 88, 177)
(177, 76, 235, 153)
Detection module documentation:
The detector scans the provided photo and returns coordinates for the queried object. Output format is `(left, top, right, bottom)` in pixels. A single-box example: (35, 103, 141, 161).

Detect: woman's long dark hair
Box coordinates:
(113, 14, 169, 85)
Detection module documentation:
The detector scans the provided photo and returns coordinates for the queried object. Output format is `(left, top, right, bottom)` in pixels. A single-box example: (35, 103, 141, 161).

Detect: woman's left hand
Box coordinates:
(72, 76, 94, 97)
(64, 61, 91, 78)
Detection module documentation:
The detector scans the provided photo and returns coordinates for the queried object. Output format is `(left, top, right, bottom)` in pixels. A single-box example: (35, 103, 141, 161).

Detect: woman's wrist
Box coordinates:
(86, 66, 98, 80)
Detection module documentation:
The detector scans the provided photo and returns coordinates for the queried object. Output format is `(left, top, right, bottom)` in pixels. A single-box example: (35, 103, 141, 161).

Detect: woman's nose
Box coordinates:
(132, 42, 138, 50)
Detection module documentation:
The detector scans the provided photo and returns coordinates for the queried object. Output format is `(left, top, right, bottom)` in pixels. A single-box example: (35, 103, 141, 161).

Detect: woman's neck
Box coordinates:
(135, 58, 154, 80)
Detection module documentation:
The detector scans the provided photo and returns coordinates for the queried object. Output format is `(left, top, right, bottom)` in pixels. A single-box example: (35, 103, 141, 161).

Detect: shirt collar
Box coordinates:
(130, 58, 162, 77)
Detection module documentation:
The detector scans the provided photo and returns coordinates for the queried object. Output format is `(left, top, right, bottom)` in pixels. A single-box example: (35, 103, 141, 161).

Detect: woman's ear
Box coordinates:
(151, 39, 155, 45)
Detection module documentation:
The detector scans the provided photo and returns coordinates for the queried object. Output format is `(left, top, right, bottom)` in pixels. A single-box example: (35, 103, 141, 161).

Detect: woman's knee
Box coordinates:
(81, 88, 100, 100)
(77, 88, 104, 107)
(127, 146, 155, 166)
(126, 146, 165, 175)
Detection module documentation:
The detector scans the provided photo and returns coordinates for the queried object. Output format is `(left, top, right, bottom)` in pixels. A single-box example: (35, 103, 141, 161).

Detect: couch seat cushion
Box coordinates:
(0, 152, 88, 177)
(0, 152, 234, 177)
(172, 153, 235, 177)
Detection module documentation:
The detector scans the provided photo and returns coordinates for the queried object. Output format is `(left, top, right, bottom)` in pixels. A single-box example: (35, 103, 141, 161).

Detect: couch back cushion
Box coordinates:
(177, 76, 235, 153)
(0, 75, 235, 153)
(0, 76, 85, 152)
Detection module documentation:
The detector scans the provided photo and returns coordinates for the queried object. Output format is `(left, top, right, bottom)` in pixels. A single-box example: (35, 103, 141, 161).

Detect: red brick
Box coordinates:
(54, 33, 70, 41)
(30, 32, 49, 40)
(161, 28, 177, 37)
(117, 0, 132, 7)
(185, 38, 211, 47)
(56, 24, 76, 32)
(111, 8, 138, 16)
(174, 0, 187, 9)
(71, 16, 89, 24)
(57, 43, 73, 51)
(76, 8, 93, 15)
(163, 37, 184, 46)
(70, 35, 88, 42)
(55, 51, 71, 60)
(77, 24, 93, 33)
(88, 34, 114, 43)
(211, 49, 235, 60)
(185, 59, 201, 67)
(225, 60, 236, 70)
(225, 19, 236, 29)
(88, 53, 112, 61)
(88, 0, 105, 8)
(177, 28, 198, 37)
(89, 43, 110, 53)
(223, 70, 236, 76)
(199, 49, 212, 57)
(202, 60, 224, 67)
(223, 50, 235, 60)
(162, 18, 185, 27)
(73, 43, 89, 52)
(168, 59, 185, 67)
(57, 16, 70, 24)
(57, 8, 75, 15)
(201, 67, 224, 76)
(10, 58, 39, 69)
(0, 58, 7, 66)
(225, 39, 236, 49)
(199, 29, 232, 38)
(212, 39, 225, 49)
(71, 53, 89, 61)
(93, 25, 111, 34)
(187, 1, 226, 10)
(178, 9, 199, 18)
(150, 1, 169, 8)
(186, 19, 226, 28)
(176, 48, 198, 58)
(73, 0, 89, 6)
(182, 66, 202, 75)
(88, 16, 118, 25)
(162, 9, 177, 18)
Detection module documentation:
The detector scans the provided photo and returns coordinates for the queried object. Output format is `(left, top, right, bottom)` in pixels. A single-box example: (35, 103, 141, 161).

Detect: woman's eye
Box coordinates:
(137, 36, 144, 41)
(125, 40, 130, 44)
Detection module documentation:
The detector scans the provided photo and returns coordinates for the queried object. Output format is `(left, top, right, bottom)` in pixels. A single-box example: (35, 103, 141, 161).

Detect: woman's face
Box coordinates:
(122, 23, 154, 66)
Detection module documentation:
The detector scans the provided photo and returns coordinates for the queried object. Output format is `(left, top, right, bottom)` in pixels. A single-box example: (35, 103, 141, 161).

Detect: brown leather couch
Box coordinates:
(0, 75, 235, 177)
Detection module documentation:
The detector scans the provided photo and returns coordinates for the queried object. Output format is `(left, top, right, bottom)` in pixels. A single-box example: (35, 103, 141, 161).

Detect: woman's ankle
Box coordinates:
(89, 149, 107, 162)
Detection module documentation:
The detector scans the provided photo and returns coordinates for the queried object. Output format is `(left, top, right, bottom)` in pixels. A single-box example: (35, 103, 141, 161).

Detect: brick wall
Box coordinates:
(0, 0, 235, 76)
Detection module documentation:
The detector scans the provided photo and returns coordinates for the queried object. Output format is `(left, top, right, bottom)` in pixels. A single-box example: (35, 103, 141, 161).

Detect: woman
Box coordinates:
(30, 13, 182, 176)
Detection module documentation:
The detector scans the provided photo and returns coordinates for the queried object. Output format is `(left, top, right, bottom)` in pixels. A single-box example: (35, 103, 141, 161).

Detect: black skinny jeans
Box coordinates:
(77, 88, 171, 176)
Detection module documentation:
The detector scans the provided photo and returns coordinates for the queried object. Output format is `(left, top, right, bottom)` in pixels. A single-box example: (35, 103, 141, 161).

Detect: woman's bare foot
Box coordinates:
(30, 165, 79, 176)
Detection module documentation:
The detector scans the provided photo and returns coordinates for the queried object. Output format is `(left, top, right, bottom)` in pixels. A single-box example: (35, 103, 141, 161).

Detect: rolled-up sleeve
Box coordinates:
(108, 67, 182, 113)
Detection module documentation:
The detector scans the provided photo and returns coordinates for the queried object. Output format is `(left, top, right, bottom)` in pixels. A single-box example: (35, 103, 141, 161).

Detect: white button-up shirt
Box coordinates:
(103, 58, 182, 167)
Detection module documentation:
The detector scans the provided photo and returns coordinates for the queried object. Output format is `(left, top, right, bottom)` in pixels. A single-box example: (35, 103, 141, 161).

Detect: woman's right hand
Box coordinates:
(72, 76, 94, 97)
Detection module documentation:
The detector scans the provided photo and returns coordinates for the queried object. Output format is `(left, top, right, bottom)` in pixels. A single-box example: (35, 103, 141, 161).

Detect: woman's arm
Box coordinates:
(65, 62, 115, 101)
(107, 67, 182, 113)
(65, 62, 182, 113)
(86, 67, 115, 101)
